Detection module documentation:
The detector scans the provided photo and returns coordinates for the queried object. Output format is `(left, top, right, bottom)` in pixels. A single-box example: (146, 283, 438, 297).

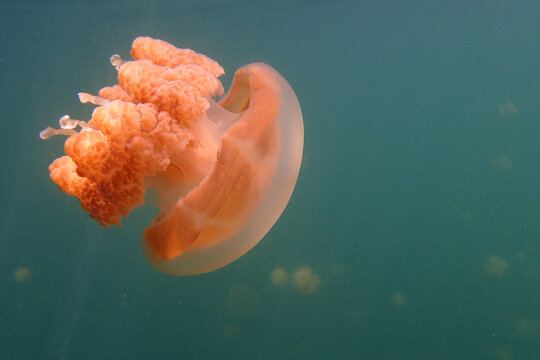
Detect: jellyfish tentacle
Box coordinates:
(78, 92, 111, 107)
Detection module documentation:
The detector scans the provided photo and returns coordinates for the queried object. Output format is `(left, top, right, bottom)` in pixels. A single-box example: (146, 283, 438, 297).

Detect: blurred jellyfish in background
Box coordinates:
(270, 267, 288, 286)
(483, 256, 509, 276)
(512, 251, 527, 263)
(291, 266, 320, 295)
(222, 323, 239, 339)
(13, 267, 32, 283)
(225, 283, 260, 322)
(490, 154, 513, 173)
(516, 318, 540, 340)
(493, 347, 512, 360)
(391, 291, 407, 308)
(496, 100, 518, 116)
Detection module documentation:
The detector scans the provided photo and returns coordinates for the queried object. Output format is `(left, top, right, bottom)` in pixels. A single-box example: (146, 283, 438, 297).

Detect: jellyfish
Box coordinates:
(291, 266, 320, 295)
(225, 283, 260, 321)
(13, 267, 32, 283)
(391, 291, 407, 308)
(516, 318, 540, 340)
(483, 255, 509, 276)
(490, 154, 513, 172)
(40, 37, 303, 275)
(270, 267, 288, 286)
(496, 100, 518, 115)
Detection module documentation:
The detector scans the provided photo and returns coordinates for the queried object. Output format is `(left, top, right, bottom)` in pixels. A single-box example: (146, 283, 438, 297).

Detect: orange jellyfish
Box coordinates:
(40, 37, 303, 275)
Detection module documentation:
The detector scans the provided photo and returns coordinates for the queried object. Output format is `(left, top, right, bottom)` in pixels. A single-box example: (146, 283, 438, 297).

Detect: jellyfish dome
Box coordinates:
(41, 37, 303, 275)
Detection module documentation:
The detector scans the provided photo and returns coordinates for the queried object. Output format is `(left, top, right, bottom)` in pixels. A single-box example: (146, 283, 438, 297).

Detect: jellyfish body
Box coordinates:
(41, 37, 303, 275)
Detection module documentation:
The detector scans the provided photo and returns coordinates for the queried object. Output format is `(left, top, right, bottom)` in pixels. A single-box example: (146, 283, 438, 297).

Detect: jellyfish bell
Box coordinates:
(41, 37, 303, 275)
(143, 63, 303, 275)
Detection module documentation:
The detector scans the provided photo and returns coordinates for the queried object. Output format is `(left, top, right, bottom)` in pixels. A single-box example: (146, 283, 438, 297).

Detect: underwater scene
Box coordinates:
(1, 1, 539, 359)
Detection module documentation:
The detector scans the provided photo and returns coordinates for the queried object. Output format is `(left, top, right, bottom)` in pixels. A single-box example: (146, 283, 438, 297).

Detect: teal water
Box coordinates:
(1, 1, 539, 359)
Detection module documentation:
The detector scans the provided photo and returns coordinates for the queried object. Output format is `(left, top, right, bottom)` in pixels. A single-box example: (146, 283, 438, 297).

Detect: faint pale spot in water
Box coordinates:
(13, 267, 32, 283)
(270, 267, 288, 286)
(291, 266, 320, 295)
(513, 251, 527, 263)
(483, 256, 509, 276)
(222, 323, 239, 338)
(391, 291, 407, 308)
(516, 318, 540, 340)
(493, 347, 512, 360)
(225, 283, 260, 321)
(497, 100, 518, 115)
(348, 309, 365, 322)
(490, 154, 513, 172)
(329, 263, 344, 275)
(300, 154, 310, 172)
(459, 210, 473, 222)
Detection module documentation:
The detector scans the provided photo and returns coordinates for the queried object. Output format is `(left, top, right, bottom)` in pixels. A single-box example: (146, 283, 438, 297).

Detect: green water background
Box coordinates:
(1, 1, 539, 359)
